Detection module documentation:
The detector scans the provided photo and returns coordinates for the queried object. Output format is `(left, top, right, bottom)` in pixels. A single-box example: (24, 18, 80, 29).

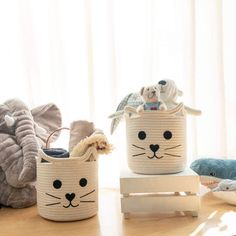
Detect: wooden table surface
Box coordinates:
(1, 188, 236, 236)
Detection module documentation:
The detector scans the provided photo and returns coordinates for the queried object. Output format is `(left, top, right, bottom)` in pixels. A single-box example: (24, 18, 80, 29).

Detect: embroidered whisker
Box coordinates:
(45, 202, 61, 206)
(164, 153, 181, 157)
(164, 145, 181, 151)
(132, 153, 146, 157)
(80, 200, 95, 203)
(132, 144, 145, 150)
(80, 189, 95, 199)
(46, 193, 61, 200)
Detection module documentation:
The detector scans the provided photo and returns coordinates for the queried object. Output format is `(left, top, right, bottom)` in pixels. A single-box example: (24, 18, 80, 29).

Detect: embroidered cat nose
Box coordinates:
(65, 193, 75, 201)
(150, 144, 159, 152)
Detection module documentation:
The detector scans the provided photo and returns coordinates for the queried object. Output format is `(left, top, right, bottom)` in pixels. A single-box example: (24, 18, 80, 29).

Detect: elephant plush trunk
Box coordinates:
(14, 110, 39, 184)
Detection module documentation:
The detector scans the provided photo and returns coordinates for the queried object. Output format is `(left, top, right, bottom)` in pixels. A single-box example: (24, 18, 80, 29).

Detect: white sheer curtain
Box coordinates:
(0, 0, 236, 187)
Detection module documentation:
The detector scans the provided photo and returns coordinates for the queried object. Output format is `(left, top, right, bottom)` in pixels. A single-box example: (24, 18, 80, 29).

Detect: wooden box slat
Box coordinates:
(121, 195, 200, 213)
(120, 168, 200, 217)
(120, 168, 200, 194)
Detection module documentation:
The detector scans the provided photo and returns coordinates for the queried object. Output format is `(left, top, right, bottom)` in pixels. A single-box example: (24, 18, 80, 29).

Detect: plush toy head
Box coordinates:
(0, 99, 62, 185)
(213, 179, 236, 192)
(0, 99, 61, 143)
(0, 98, 62, 208)
(140, 85, 161, 103)
(138, 85, 167, 111)
(212, 179, 236, 206)
(190, 158, 236, 189)
(158, 79, 183, 105)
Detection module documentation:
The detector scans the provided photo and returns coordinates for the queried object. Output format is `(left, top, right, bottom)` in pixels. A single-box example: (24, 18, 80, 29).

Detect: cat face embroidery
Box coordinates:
(36, 150, 98, 221)
(45, 177, 95, 209)
(126, 103, 186, 174)
(132, 129, 182, 159)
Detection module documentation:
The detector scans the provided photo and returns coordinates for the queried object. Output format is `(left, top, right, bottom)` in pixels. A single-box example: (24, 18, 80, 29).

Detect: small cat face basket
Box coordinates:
(36, 134, 98, 221)
(125, 103, 186, 174)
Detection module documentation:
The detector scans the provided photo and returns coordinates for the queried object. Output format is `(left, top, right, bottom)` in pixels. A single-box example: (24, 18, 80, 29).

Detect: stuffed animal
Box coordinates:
(212, 179, 236, 205)
(158, 79, 183, 109)
(158, 79, 201, 115)
(0, 98, 62, 208)
(70, 129, 113, 160)
(190, 158, 236, 189)
(212, 179, 236, 192)
(69, 120, 112, 161)
(109, 79, 201, 134)
(136, 85, 167, 113)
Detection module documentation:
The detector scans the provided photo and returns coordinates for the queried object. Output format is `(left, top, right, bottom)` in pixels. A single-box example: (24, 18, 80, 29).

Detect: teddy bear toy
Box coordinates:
(136, 85, 167, 113)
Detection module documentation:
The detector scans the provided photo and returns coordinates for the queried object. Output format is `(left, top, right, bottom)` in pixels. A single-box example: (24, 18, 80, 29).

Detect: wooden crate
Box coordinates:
(120, 168, 200, 218)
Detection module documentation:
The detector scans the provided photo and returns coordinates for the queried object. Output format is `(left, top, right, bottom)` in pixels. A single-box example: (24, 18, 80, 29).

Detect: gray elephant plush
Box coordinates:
(0, 99, 61, 208)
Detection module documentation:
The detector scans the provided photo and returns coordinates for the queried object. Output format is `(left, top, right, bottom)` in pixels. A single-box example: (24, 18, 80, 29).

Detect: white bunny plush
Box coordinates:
(158, 79, 201, 115)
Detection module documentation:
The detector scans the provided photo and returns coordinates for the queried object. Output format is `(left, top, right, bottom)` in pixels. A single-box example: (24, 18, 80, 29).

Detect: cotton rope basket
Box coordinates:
(36, 128, 98, 221)
(125, 103, 186, 174)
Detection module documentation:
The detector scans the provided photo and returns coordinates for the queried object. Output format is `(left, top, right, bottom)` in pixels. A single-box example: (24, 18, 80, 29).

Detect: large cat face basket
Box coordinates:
(36, 148, 98, 222)
(125, 103, 186, 174)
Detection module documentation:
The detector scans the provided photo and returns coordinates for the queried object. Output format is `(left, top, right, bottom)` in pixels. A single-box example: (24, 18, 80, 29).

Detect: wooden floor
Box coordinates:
(1, 187, 236, 236)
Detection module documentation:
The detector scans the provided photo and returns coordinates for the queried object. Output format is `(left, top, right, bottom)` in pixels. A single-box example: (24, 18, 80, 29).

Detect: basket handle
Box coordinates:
(42, 127, 98, 162)
(46, 127, 70, 149)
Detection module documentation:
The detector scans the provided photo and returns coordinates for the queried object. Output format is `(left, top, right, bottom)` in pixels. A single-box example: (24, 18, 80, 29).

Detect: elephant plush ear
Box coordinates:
(31, 103, 62, 143)
(0, 104, 14, 134)
(0, 98, 26, 135)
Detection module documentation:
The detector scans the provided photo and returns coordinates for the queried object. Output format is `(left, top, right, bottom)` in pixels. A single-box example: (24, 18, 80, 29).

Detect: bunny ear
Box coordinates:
(31, 103, 62, 143)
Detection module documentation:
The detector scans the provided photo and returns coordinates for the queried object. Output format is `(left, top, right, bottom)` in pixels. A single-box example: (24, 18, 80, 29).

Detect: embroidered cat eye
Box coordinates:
(79, 178, 87, 187)
(138, 131, 146, 140)
(163, 131, 172, 140)
(53, 180, 62, 189)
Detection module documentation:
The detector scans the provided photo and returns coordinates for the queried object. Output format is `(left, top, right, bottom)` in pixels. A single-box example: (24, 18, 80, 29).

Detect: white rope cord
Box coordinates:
(125, 103, 187, 174)
(36, 127, 98, 221)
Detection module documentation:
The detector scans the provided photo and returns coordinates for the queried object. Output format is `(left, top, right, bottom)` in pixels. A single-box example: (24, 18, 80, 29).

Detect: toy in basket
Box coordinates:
(109, 80, 201, 174)
(36, 122, 112, 221)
